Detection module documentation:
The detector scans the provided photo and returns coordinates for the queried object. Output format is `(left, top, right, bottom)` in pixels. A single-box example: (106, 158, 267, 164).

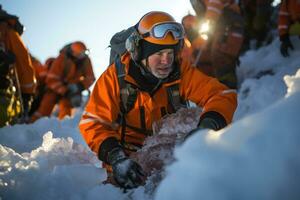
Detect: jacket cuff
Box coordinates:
(98, 137, 121, 163)
(198, 111, 227, 130)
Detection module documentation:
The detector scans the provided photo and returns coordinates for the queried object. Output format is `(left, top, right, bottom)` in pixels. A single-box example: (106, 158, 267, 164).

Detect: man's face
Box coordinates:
(142, 48, 174, 79)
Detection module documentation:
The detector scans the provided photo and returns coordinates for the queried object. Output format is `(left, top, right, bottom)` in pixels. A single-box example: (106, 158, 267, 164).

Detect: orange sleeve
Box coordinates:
(78, 64, 121, 155)
(180, 60, 237, 124)
(45, 54, 67, 95)
(205, 0, 226, 22)
(7, 29, 36, 94)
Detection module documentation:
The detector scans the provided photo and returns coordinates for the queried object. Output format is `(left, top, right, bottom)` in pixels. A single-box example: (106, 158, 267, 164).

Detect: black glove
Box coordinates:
(66, 83, 84, 97)
(198, 117, 221, 130)
(184, 112, 227, 141)
(107, 147, 145, 189)
(0, 50, 15, 74)
(65, 83, 84, 107)
(280, 34, 294, 57)
(198, 111, 227, 131)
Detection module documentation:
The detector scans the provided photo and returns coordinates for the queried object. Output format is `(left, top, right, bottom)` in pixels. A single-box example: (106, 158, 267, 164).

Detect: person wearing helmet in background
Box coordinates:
(0, 6, 36, 126)
(30, 41, 95, 122)
(278, 0, 300, 57)
(181, 13, 215, 75)
(28, 56, 55, 117)
(189, 0, 245, 89)
(79, 11, 237, 189)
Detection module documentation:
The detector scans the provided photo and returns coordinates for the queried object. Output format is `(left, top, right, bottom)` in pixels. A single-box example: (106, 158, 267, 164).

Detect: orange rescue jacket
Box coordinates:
(0, 22, 36, 94)
(203, 0, 239, 22)
(79, 53, 237, 161)
(45, 52, 95, 96)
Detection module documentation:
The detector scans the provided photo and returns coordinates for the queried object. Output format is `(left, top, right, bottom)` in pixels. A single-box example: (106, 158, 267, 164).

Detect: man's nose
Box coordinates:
(160, 53, 171, 64)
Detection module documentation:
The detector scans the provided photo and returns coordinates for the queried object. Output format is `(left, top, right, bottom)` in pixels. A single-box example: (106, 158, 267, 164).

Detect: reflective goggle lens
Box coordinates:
(150, 22, 184, 40)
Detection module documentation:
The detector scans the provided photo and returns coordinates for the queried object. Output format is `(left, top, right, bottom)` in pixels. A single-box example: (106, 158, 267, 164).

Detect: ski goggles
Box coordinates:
(141, 22, 185, 40)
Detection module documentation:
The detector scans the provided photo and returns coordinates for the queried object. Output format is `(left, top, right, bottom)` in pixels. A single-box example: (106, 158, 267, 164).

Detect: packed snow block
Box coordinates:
(130, 107, 201, 177)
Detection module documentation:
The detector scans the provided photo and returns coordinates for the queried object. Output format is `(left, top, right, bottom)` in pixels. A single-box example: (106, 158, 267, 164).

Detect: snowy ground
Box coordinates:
(1, 37, 300, 200)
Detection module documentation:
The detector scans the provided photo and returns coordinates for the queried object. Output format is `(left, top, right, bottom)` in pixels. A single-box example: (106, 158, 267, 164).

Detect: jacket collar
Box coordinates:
(121, 53, 181, 95)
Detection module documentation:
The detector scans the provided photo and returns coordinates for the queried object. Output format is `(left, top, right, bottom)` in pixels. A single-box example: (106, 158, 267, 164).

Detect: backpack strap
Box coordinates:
(115, 58, 139, 146)
(115, 57, 137, 113)
(166, 84, 189, 113)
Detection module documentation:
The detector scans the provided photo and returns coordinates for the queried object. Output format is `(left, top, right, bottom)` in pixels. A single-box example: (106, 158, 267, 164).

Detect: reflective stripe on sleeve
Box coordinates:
(47, 73, 61, 80)
(210, 0, 222, 5)
(21, 82, 35, 89)
(207, 6, 222, 15)
(80, 111, 119, 130)
(278, 25, 288, 30)
(279, 11, 289, 16)
(221, 89, 237, 95)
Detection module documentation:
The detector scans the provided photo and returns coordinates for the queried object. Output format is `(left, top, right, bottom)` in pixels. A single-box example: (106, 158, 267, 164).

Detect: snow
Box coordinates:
(1, 37, 300, 200)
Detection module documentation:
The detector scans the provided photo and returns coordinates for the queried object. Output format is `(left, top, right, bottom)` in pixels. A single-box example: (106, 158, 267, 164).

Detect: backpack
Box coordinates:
(109, 26, 136, 65)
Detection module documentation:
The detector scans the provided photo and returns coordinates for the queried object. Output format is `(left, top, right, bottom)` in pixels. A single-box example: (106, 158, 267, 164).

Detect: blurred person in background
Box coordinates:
(189, 0, 245, 89)
(0, 5, 36, 126)
(30, 41, 95, 122)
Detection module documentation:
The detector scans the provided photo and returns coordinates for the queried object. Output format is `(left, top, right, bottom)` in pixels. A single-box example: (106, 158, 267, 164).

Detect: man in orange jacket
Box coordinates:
(0, 6, 36, 126)
(189, 0, 245, 89)
(278, 0, 300, 57)
(31, 41, 95, 122)
(79, 11, 237, 189)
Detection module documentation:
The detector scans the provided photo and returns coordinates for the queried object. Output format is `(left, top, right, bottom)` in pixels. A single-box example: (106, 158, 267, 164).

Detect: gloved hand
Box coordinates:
(280, 34, 294, 57)
(65, 83, 84, 107)
(198, 111, 227, 131)
(107, 147, 145, 189)
(183, 112, 227, 142)
(65, 83, 84, 97)
(198, 117, 220, 130)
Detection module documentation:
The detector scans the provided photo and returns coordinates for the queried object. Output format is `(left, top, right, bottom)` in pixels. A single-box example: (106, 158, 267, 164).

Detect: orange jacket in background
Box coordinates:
(46, 52, 95, 96)
(190, 0, 244, 58)
(204, 0, 239, 22)
(30, 51, 96, 122)
(278, 0, 300, 37)
(0, 22, 36, 94)
(79, 52, 237, 160)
